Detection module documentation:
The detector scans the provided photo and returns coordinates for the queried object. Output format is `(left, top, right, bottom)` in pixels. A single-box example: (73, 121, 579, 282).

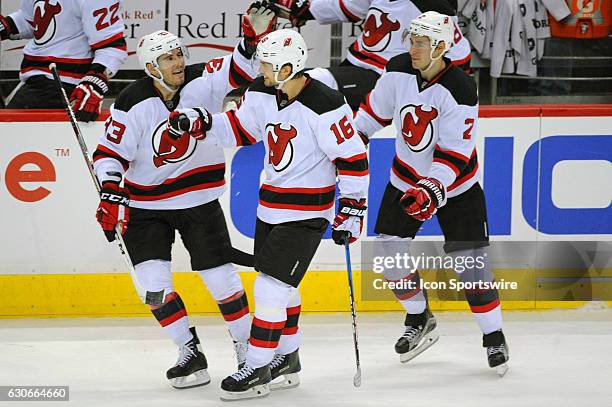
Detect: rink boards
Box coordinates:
(0, 105, 611, 317)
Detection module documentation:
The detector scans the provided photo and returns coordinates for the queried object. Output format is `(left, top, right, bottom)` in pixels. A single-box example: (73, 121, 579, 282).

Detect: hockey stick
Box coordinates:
(344, 240, 362, 387)
(48, 63, 144, 301)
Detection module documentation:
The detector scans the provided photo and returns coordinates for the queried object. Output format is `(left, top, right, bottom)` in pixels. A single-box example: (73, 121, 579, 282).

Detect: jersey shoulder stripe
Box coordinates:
(437, 67, 478, 107)
(385, 53, 418, 75)
(298, 78, 346, 115)
(114, 77, 157, 112)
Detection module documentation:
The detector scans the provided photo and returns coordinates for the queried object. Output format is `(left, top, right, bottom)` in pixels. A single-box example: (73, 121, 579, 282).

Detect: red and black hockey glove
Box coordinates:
(0, 15, 17, 40)
(269, 0, 314, 27)
(242, 2, 277, 46)
(167, 108, 212, 141)
(332, 198, 367, 245)
(69, 70, 109, 122)
(399, 177, 446, 222)
(96, 181, 130, 242)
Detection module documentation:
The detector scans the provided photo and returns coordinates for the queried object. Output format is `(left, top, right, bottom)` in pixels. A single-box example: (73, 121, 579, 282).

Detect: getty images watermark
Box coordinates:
(359, 240, 612, 302)
(370, 251, 518, 292)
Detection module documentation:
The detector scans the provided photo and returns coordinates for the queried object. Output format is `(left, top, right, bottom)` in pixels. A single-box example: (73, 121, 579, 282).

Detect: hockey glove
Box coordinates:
(0, 15, 18, 40)
(69, 70, 109, 122)
(167, 108, 212, 141)
(332, 198, 367, 245)
(270, 0, 313, 27)
(242, 2, 278, 46)
(96, 181, 130, 242)
(399, 177, 446, 221)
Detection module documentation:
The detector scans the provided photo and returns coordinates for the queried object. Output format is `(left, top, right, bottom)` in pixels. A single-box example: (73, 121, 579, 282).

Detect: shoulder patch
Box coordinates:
(298, 79, 346, 115)
(385, 53, 418, 75)
(437, 66, 478, 107)
(113, 77, 157, 112)
(247, 76, 276, 95)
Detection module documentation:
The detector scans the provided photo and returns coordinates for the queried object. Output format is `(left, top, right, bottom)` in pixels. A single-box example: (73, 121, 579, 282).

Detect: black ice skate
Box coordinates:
(483, 330, 510, 377)
(220, 364, 271, 401)
(166, 327, 211, 389)
(233, 340, 247, 369)
(395, 308, 439, 363)
(269, 349, 301, 391)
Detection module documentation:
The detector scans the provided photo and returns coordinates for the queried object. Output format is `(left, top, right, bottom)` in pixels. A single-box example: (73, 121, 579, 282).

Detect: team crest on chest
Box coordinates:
(267, 123, 297, 172)
(399, 104, 438, 152)
(151, 121, 197, 167)
(31, 0, 62, 45)
(362, 8, 400, 52)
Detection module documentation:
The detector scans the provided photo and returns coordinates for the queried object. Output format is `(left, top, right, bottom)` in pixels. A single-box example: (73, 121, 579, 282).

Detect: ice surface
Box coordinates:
(1, 309, 611, 407)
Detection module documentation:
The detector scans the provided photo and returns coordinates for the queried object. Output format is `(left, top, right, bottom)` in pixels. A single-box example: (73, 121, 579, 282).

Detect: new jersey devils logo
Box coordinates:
(151, 121, 197, 167)
(267, 123, 297, 172)
(400, 104, 438, 152)
(362, 8, 400, 52)
(30, 0, 62, 45)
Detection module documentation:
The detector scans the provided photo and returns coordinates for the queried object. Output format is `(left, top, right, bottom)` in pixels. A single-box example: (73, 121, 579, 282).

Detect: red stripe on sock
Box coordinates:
(249, 337, 279, 348)
(470, 299, 500, 313)
(286, 305, 301, 316)
(282, 326, 299, 335)
(222, 306, 250, 322)
(253, 317, 286, 330)
(159, 309, 187, 327)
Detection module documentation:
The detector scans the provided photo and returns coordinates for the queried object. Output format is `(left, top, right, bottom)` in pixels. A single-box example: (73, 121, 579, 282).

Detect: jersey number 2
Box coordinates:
(94, 2, 120, 31)
(463, 118, 475, 140)
(331, 116, 355, 145)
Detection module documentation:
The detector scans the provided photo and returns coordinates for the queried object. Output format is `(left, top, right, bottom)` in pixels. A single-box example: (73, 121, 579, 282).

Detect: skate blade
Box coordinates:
(220, 384, 270, 401)
(495, 363, 509, 377)
(270, 373, 300, 391)
(170, 369, 211, 389)
(399, 331, 440, 363)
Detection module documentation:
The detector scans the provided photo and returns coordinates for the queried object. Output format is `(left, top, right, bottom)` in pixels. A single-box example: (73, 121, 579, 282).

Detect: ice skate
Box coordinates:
(233, 340, 247, 369)
(395, 308, 439, 363)
(220, 364, 271, 401)
(269, 349, 301, 391)
(167, 327, 211, 389)
(483, 330, 509, 377)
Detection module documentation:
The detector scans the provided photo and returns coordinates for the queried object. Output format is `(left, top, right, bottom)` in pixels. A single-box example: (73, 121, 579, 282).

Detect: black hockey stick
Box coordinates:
(344, 240, 362, 387)
(48, 63, 145, 300)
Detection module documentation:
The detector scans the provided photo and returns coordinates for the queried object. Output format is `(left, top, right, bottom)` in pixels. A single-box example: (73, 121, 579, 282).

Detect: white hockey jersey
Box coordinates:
(92, 44, 255, 210)
(8, 0, 127, 84)
(355, 53, 480, 198)
(204, 76, 370, 225)
(309, 0, 472, 74)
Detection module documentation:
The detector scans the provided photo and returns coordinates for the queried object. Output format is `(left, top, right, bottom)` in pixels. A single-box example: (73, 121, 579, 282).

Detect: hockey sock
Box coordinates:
(376, 234, 428, 315)
(246, 274, 294, 368)
(218, 292, 251, 342)
(199, 263, 252, 341)
(151, 292, 193, 347)
(277, 290, 301, 355)
(388, 271, 428, 314)
(453, 247, 503, 334)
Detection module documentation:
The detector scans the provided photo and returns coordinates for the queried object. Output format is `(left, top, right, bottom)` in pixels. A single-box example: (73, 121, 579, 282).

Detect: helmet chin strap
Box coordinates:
(273, 68, 297, 90)
(145, 66, 179, 93)
(420, 42, 445, 74)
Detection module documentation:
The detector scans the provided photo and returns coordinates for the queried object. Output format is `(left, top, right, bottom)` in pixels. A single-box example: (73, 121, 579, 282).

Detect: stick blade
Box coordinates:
(353, 367, 362, 388)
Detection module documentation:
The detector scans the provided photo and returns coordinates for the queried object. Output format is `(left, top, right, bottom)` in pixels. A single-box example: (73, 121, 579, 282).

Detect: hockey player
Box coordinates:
(167, 29, 369, 400)
(354, 11, 509, 375)
(0, 0, 127, 121)
(268, 0, 471, 110)
(91, 4, 277, 388)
